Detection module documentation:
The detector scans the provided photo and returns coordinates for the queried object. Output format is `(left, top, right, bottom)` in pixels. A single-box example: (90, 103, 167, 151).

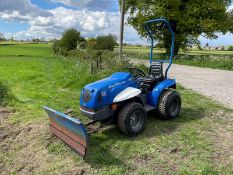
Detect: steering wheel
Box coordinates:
(129, 67, 145, 79)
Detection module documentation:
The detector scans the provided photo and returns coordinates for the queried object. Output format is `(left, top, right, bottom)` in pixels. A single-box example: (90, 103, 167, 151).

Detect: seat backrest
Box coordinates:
(149, 63, 163, 79)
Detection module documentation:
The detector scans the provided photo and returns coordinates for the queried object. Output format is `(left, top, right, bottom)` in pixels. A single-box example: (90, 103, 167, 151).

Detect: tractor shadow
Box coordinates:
(143, 106, 207, 138)
(85, 106, 207, 168)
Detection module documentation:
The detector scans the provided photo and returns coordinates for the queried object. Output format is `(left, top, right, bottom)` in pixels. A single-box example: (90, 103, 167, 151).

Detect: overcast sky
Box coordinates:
(0, 0, 233, 46)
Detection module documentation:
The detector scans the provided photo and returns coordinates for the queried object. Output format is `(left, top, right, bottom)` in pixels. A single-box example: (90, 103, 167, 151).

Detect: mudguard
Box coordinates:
(43, 106, 88, 158)
(148, 79, 176, 107)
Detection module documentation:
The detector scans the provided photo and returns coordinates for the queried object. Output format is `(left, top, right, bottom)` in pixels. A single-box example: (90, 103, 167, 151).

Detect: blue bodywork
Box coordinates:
(80, 73, 176, 109)
(44, 18, 176, 115)
(80, 18, 176, 110)
(80, 72, 137, 109)
(147, 79, 176, 106)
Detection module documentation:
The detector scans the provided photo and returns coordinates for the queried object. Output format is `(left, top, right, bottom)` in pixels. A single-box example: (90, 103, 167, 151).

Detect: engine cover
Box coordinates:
(80, 72, 137, 109)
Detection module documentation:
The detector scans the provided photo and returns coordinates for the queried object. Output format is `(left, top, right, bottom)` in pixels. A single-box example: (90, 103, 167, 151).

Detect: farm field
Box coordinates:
(0, 43, 233, 174)
(119, 46, 233, 71)
(0, 43, 52, 57)
(120, 45, 233, 55)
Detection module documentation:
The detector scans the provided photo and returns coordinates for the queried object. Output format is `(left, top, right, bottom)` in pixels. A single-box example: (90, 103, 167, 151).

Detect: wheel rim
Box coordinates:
(129, 110, 144, 132)
(169, 97, 180, 116)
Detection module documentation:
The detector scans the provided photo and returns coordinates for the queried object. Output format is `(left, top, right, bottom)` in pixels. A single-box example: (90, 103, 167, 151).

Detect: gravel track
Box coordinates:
(131, 59, 233, 109)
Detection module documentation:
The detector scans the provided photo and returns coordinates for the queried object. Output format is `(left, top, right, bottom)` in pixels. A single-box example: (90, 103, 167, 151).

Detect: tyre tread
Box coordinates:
(118, 102, 145, 135)
(157, 89, 181, 119)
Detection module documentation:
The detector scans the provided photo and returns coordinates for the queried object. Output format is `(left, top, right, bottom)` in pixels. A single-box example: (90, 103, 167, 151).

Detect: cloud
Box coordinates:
(1, 1, 145, 44)
(50, 0, 118, 11)
(48, 7, 111, 32)
(1, 0, 233, 46)
(0, 0, 51, 21)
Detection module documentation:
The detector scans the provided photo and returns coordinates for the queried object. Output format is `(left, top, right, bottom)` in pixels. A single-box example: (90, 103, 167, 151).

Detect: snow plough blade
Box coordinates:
(43, 106, 88, 158)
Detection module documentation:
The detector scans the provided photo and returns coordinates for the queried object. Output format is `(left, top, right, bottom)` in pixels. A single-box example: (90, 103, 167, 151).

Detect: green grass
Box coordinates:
(0, 43, 52, 57)
(0, 44, 233, 174)
(118, 46, 233, 70)
(175, 55, 233, 70)
(0, 41, 36, 45)
(117, 45, 233, 56)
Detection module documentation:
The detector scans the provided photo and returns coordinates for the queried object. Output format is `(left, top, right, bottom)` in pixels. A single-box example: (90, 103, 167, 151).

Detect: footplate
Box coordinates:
(43, 106, 88, 158)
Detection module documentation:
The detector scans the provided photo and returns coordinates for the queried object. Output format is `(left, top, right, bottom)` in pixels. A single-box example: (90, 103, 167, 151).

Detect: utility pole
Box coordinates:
(119, 0, 125, 58)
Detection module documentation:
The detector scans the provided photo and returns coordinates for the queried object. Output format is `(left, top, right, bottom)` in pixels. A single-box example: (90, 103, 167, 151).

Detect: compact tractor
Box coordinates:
(44, 18, 181, 158)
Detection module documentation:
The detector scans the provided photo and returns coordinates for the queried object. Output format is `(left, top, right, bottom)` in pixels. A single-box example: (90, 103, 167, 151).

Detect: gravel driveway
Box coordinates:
(131, 59, 233, 109)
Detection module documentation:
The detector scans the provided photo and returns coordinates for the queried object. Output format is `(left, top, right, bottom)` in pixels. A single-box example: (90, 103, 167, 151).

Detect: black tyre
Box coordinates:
(157, 89, 181, 119)
(118, 102, 146, 136)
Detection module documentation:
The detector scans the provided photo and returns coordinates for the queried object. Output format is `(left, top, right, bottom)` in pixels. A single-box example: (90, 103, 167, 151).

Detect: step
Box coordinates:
(144, 104, 155, 112)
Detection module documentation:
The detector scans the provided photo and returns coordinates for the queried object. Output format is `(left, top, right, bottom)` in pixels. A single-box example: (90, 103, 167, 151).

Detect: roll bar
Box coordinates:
(144, 18, 175, 79)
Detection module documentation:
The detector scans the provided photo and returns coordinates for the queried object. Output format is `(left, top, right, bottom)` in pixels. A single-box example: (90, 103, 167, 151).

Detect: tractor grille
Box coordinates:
(82, 89, 91, 103)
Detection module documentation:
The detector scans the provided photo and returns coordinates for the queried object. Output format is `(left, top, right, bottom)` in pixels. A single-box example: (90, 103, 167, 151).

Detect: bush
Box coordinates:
(78, 41, 87, 49)
(68, 49, 117, 60)
(87, 38, 97, 50)
(227, 45, 233, 51)
(86, 35, 117, 51)
(77, 37, 87, 49)
(68, 50, 131, 73)
(52, 40, 69, 56)
(95, 34, 117, 51)
(68, 50, 88, 60)
(52, 40, 61, 53)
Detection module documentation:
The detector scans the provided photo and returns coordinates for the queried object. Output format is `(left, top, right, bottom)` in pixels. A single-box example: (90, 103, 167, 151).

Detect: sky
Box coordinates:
(0, 0, 233, 46)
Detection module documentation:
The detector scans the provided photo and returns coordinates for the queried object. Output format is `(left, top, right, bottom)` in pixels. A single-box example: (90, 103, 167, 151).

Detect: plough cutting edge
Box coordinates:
(43, 106, 90, 158)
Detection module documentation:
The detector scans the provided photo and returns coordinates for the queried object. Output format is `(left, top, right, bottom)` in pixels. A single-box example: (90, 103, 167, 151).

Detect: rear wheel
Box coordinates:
(157, 89, 181, 119)
(118, 102, 146, 136)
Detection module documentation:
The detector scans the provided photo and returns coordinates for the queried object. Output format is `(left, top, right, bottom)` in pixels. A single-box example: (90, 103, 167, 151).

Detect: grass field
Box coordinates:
(0, 43, 52, 57)
(119, 46, 233, 71)
(120, 46, 233, 55)
(0, 44, 233, 174)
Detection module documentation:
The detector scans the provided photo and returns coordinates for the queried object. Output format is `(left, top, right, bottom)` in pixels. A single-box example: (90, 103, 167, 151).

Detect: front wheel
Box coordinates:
(118, 102, 146, 136)
(157, 89, 181, 119)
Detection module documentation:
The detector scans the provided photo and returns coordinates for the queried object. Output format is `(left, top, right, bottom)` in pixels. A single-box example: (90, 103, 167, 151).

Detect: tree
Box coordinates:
(123, 0, 233, 54)
(60, 28, 81, 51)
(95, 34, 117, 51)
(32, 38, 40, 42)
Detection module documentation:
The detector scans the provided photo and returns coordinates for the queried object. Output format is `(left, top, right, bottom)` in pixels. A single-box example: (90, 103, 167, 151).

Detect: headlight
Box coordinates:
(82, 89, 91, 103)
(97, 92, 102, 105)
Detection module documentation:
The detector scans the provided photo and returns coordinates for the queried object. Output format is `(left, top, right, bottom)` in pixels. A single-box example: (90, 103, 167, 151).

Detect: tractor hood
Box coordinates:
(80, 72, 137, 109)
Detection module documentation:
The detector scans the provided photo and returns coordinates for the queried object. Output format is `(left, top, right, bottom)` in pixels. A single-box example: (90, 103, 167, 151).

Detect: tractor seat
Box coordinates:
(139, 75, 163, 83)
(139, 63, 164, 91)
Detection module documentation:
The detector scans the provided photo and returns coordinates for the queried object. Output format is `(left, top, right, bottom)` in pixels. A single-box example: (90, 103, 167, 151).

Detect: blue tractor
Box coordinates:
(44, 18, 181, 158)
